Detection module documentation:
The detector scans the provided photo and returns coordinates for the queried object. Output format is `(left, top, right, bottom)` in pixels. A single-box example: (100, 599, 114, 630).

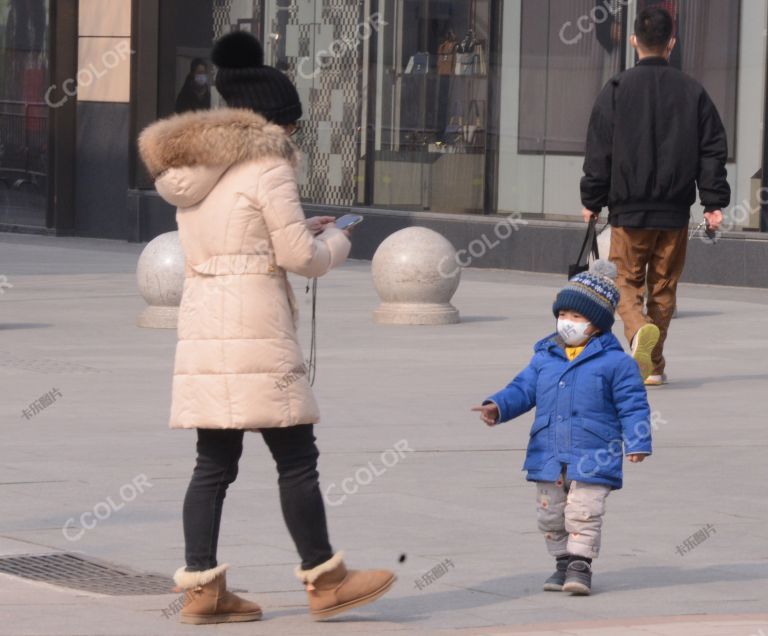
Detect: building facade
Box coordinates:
(2, 0, 767, 285)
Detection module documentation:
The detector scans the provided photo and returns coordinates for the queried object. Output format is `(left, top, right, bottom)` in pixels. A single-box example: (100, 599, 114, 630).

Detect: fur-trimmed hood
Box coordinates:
(139, 108, 299, 177)
(138, 108, 300, 208)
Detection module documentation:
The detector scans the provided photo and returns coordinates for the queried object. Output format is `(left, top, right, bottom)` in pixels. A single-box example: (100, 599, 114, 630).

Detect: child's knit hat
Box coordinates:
(552, 260, 620, 332)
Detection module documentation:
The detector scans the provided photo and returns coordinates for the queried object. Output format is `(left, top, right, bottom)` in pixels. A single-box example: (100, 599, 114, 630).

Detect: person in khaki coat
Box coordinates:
(138, 31, 394, 625)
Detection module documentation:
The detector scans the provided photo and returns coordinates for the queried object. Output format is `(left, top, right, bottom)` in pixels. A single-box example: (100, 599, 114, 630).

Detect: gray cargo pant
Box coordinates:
(535, 470, 611, 559)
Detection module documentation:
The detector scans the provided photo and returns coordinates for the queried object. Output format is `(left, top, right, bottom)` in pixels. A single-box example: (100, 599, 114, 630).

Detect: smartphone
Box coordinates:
(335, 214, 364, 231)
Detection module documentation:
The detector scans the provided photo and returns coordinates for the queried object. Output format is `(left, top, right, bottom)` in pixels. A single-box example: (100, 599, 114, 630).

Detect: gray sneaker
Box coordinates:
(562, 560, 592, 595)
(542, 558, 569, 591)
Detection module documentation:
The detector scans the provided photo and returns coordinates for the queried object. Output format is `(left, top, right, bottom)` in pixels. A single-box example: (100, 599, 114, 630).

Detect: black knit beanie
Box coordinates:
(211, 31, 302, 125)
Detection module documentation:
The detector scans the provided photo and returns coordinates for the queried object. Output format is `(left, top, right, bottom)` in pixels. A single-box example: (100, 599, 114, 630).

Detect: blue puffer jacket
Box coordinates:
(485, 332, 652, 489)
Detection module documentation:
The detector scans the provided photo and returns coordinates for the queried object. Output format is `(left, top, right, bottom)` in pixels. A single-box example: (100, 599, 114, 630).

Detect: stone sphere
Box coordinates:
(136, 231, 185, 328)
(372, 227, 461, 325)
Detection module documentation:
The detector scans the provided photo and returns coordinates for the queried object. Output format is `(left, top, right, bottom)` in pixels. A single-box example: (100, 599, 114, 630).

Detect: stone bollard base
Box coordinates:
(374, 302, 460, 326)
(137, 306, 178, 329)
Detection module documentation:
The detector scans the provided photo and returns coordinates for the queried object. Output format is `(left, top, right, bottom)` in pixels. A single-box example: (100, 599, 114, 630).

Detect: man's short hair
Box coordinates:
(635, 6, 674, 52)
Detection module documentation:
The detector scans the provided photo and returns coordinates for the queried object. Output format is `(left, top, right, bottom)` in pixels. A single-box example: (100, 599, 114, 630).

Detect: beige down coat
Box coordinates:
(138, 108, 350, 429)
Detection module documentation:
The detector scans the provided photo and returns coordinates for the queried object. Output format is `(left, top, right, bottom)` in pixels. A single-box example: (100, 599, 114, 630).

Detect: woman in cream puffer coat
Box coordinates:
(138, 31, 394, 625)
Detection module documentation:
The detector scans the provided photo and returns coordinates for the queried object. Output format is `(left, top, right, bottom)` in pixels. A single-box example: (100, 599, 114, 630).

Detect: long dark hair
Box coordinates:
(175, 58, 211, 114)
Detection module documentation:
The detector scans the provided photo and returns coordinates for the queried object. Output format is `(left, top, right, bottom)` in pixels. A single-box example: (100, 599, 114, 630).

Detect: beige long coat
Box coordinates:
(138, 109, 350, 429)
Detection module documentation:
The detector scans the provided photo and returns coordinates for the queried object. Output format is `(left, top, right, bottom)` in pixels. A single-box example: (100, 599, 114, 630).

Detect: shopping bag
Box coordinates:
(568, 217, 600, 279)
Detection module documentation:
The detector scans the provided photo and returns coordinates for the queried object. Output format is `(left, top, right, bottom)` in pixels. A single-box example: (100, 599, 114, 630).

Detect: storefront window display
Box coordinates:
(152, 0, 765, 232)
(157, 0, 495, 214)
(0, 0, 49, 227)
(366, 0, 493, 213)
(500, 0, 763, 233)
(518, 0, 738, 156)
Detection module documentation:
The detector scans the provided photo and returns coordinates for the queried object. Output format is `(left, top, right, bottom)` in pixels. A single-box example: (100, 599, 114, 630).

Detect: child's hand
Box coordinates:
(471, 404, 499, 427)
(627, 454, 647, 463)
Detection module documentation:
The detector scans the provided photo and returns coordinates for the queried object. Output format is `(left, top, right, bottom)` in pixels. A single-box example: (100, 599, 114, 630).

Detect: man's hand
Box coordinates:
(305, 216, 336, 236)
(703, 210, 723, 231)
(582, 208, 599, 223)
(471, 404, 499, 427)
(627, 454, 647, 463)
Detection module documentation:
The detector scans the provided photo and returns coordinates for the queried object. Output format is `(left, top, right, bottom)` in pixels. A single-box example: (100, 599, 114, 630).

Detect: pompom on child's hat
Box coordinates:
(211, 31, 302, 125)
(552, 259, 620, 333)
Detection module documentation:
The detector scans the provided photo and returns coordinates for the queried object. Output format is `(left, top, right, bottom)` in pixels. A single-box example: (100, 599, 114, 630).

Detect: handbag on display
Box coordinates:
(445, 117, 462, 135)
(405, 51, 430, 74)
(455, 30, 478, 75)
(437, 32, 457, 75)
(461, 100, 484, 145)
(568, 217, 600, 279)
(444, 101, 464, 139)
(474, 42, 487, 76)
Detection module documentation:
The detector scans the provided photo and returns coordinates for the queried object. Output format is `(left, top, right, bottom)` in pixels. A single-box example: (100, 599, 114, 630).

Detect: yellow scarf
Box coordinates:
(565, 345, 586, 362)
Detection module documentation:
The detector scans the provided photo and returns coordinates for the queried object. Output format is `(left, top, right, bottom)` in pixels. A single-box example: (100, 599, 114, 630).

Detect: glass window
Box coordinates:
(0, 0, 50, 227)
(502, 0, 748, 225)
(261, 0, 364, 207)
(367, 0, 492, 213)
(638, 0, 739, 159)
(158, 0, 217, 119)
(157, 0, 494, 214)
(154, 0, 762, 232)
(518, 1, 738, 157)
(519, 0, 627, 155)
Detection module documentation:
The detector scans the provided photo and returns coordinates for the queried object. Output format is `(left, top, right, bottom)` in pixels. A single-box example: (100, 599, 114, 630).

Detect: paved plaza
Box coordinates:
(0, 233, 766, 635)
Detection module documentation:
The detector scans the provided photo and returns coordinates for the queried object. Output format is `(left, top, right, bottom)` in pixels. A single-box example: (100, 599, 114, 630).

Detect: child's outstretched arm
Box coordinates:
(613, 357, 653, 458)
(473, 355, 540, 426)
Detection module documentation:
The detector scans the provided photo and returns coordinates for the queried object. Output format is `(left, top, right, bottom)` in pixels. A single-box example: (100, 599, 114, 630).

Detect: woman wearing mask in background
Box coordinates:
(139, 32, 395, 625)
(174, 58, 211, 114)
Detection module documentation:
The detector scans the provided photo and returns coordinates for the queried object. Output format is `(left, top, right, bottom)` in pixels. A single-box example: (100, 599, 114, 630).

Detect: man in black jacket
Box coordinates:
(581, 6, 729, 385)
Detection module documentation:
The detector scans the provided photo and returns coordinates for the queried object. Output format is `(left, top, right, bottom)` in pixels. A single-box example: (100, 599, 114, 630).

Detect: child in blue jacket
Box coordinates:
(473, 261, 652, 595)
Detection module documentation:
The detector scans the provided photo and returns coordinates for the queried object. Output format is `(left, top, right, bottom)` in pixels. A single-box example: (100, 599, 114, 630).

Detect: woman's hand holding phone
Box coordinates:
(305, 216, 336, 236)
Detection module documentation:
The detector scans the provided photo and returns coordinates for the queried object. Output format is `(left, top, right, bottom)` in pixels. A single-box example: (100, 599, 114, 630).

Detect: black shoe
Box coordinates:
(562, 559, 592, 595)
(542, 558, 569, 592)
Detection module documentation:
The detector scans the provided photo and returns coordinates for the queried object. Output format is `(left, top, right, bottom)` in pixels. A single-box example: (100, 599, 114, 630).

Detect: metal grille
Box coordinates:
(282, 1, 364, 207)
(0, 553, 175, 596)
(212, 0, 233, 39)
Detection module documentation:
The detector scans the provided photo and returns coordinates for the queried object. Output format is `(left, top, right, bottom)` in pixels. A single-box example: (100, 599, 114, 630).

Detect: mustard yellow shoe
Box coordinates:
(631, 324, 660, 381)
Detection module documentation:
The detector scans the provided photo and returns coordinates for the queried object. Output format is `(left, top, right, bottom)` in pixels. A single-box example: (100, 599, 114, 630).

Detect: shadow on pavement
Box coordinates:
(673, 310, 724, 319)
(0, 323, 52, 330)
(663, 374, 768, 390)
(459, 316, 509, 324)
(355, 562, 765, 622)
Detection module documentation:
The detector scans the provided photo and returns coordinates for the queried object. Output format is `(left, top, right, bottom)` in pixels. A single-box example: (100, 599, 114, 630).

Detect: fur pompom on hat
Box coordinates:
(212, 31, 302, 125)
(211, 31, 264, 68)
(552, 259, 620, 332)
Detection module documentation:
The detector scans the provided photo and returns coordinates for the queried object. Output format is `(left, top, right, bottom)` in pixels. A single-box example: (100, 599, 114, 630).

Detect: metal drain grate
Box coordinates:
(0, 553, 175, 595)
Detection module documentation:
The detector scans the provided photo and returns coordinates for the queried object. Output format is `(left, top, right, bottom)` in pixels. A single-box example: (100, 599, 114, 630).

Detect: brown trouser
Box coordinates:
(609, 226, 688, 375)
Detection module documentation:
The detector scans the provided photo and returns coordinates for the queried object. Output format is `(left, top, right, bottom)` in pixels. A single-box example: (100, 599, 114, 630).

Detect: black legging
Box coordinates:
(183, 424, 333, 571)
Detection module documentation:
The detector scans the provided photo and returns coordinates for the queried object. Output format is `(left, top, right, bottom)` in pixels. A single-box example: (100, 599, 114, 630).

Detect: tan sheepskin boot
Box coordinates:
(296, 552, 396, 620)
(173, 564, 262, 624)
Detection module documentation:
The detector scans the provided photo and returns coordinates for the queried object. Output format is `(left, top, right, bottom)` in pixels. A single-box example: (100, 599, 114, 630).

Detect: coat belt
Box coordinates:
(190, 254, 278, 276)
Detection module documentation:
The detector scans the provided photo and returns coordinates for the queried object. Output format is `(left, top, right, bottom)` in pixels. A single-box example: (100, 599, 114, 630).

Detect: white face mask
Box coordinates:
(557, 319, 592, 346)
(194, 74, 208, 87)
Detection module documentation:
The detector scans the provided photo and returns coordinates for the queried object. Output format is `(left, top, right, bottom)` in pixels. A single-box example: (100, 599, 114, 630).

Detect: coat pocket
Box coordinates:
(523, 415, 552, 470)
(573, 418, 623, 479)
(576, 418, 622, 448)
